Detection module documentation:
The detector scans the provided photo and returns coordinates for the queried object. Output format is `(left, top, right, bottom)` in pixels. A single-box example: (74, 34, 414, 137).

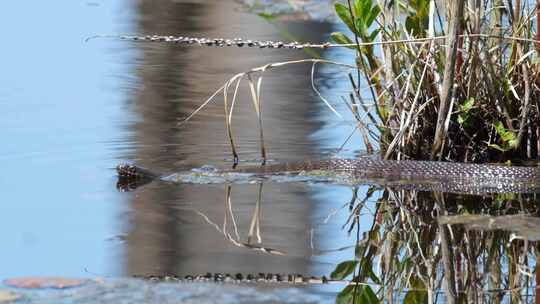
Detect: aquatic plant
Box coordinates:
(332, 0, 540, 163)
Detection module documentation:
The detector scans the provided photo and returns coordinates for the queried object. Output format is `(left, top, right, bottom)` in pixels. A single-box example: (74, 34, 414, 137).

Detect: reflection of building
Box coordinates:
(124, 0, 333, 276)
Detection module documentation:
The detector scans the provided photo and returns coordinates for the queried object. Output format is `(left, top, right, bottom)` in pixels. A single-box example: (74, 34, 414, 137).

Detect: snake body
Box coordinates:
(116, 158, 540, 194)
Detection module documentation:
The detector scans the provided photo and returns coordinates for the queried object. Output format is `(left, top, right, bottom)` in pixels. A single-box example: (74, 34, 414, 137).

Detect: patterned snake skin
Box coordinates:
(116, 158, 540, 194)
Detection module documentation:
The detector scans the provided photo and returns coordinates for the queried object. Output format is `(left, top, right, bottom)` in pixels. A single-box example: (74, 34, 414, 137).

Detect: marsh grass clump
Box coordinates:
(333, 0, 540, 162)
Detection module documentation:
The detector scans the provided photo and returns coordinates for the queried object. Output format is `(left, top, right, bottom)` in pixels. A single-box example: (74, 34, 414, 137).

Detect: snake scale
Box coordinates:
(116, 158, 540, 194)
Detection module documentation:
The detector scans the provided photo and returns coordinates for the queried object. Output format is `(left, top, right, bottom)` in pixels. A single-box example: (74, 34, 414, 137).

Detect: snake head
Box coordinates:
(116, 164, 145, 179)
(116, 163, 157, 191)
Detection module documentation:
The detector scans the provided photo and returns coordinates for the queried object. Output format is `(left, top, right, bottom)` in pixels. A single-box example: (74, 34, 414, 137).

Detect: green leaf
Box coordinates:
(330, 32, 356, 49)
(359, 285, 379, 303)
(360, 260, 381, 284)
(336, 284, 380, 304)
(456, 98, 475, 126)
(405, 16, 417, 34)
(331, 260, 359, 280)
(352, 0, 362, 18)
(403, 0, 429, 36)
(488, 143, 507, 152)
(495, 192, 516, 202)
(489, 142, 517, 152)
(360, 0, 371, 19)
(494, 121, 515, 143)
(355, 18, 367, 37)
(257, 12, 277, 21)
(457, 114, 466, 125)
(403, 290, 428, 303)
(377, 104, 389, 121)
(403, 277, 428, 304)
(336, 285, 356, 304)
(493, 121, 517, 150)
(458, 97, 474, 112)
(353, 0, 370, 19)
(368, 28, 380, 42)
(335, 3, 356, 33)
(366, 4, 381, 27)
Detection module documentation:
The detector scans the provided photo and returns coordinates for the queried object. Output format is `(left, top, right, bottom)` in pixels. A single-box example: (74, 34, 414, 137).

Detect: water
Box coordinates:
(0, 0, 355, 298)
(2, 0, 540, 303)
(1, 0, 135, 278)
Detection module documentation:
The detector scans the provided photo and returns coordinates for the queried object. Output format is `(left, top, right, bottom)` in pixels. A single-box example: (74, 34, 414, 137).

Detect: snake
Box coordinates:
(115, 158, 540, 194)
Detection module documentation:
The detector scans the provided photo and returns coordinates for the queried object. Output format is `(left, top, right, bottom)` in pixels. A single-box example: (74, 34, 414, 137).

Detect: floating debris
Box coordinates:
(134, 273, 333, 284)
(88, 35, 332, 50)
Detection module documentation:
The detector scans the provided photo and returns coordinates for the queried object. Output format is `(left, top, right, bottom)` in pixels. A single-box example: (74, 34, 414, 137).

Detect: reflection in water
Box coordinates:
(124, 0, 335, 279)
(335, 188, 540, 302)
(238, 0, 336, 22)
(440, 214, 540, 241)
(194, 184, 286, 256)
(119, 176, 540, 301)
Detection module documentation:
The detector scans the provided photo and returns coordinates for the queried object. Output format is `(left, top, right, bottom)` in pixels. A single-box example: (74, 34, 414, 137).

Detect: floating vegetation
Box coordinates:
(87, 34, 333, 49)
(136, 273, 333, 284)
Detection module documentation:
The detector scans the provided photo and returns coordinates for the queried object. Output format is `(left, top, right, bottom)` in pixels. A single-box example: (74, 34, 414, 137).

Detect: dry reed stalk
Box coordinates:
(179, 59, 355, 163)
(431, 0, 465, 160)
(247, 182, 263, 244)
(223, 75, 243, 165)
(384, 45, 432, 160)
(348, 74, 379, 127)
(224, 185, 240, 240)
(194, 184, 285, 256)
(341, 95, 374, 154)
(516, 57, 531, 148)
(247, 72, 267, 164)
